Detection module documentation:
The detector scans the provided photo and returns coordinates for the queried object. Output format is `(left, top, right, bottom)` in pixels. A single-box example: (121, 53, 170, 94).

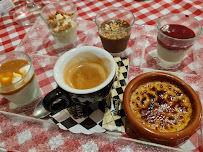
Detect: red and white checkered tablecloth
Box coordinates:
(0, 0, 203, 152)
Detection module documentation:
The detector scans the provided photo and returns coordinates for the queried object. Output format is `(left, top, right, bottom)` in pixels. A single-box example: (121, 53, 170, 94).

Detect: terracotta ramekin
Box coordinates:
(123, 72, 202, 145)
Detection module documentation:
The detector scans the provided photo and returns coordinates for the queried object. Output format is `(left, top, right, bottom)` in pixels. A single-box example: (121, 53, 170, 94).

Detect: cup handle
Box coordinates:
(43, 87, 72, 113)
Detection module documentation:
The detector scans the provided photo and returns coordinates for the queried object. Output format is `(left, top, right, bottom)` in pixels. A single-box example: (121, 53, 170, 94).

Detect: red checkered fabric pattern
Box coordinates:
(0, 0, 203, 152)
(1, 0, 203, 54)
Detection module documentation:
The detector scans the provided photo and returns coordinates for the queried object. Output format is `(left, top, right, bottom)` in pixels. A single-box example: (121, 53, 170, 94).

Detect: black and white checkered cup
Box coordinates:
(43, 46, 116, 114)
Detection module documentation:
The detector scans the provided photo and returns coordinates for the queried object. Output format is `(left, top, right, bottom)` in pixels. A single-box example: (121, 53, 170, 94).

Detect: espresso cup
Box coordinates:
(43, 46, 116, 113)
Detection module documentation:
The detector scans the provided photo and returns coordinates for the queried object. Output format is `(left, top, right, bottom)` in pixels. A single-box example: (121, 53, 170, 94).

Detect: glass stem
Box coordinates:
(25, 0, 36, 8)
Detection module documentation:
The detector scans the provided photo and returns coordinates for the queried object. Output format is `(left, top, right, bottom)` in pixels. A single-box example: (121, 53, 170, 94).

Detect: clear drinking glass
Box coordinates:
(0, 51, 40, 106)
(157, 13, 202, 69)
(40, 2, 77, 47)
(95, 8, 135, 57)
(13, 0, 45, 26)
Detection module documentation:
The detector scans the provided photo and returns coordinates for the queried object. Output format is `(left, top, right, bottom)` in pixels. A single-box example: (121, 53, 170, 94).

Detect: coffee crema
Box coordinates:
(63, 52, 111, 90)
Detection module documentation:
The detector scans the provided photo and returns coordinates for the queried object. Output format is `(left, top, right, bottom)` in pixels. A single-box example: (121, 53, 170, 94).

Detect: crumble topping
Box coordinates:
(99, 19, 130, 40)
(47, 11, 75, 33)
(103, 19, 128, 31)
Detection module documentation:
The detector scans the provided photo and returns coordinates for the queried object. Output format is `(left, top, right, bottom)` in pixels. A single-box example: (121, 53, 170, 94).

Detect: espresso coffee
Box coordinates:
(63, 52, 111, 89)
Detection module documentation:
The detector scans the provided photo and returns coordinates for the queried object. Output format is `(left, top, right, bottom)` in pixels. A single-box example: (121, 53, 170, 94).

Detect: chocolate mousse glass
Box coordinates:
(157, 13, 202, 69)
(0, 52, 40, 106)
(95, 8, 135, 57)
(40, 2, 77, 47)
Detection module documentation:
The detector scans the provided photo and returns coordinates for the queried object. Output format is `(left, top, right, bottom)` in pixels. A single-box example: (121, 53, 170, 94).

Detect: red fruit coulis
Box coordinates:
(157, 24, 196, 51)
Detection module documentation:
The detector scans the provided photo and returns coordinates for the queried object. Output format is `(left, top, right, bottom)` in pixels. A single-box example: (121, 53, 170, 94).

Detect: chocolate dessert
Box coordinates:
(99, 19, 131, 54)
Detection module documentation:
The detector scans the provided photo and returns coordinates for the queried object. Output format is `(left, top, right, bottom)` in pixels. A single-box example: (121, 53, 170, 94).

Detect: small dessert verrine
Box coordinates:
(40, 2, 77, 46)
(95, 8, 135, 56)
(0, 52, 39, 106)
(47, 11, 77, 45)
(157, 14, 202, 64)
(99, 19, 131, 54)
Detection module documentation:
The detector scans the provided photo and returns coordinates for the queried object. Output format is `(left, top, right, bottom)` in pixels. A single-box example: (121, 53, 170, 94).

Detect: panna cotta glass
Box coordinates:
(95, 8, 135, 57)
(40, 2, 77, 46)
(0, 52, 40, 106)
(157, 13, 202, 68)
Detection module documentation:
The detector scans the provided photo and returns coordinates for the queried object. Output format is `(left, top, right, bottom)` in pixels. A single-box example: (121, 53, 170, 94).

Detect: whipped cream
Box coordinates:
(11, 65, 30, 84)
(19, 65, 30, 76)
(12, 72, 22, 84)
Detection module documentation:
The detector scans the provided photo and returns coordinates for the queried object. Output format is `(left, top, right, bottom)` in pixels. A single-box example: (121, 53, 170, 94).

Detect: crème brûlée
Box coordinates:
(130, 81, 192, 133)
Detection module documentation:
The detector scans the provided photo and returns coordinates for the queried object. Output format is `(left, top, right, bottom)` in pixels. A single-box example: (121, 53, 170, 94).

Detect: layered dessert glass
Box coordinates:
(40, 2, 77, 47)
(95, 8, 135, 57)
(157, 13, 202, 69)
(0, 52, 40, 106)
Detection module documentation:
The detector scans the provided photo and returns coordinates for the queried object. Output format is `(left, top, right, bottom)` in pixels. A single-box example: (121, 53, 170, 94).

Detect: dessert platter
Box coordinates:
(0, 11, 203, 151)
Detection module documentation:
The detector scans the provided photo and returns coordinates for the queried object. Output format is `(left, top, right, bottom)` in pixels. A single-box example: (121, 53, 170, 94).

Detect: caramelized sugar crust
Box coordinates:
(130, 81, 192, 133)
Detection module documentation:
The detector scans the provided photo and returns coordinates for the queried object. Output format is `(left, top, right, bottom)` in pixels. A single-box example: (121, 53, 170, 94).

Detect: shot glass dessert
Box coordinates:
(40, 2, 77, 46)
(0, 52, 40, 106)
(157, 13, 202, 69)
(95, 8, 135, 57)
